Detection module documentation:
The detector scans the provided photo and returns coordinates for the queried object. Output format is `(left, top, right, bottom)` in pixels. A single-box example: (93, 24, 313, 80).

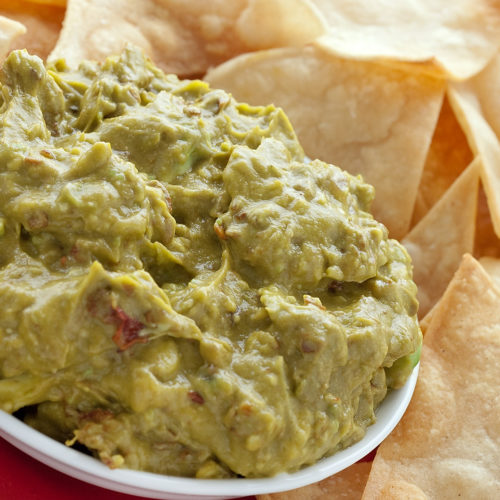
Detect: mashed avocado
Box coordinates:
(0, 47, 421, 478)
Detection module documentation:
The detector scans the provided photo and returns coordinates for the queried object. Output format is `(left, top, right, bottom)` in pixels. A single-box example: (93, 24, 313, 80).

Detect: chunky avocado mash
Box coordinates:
(0, 47, 421, 478)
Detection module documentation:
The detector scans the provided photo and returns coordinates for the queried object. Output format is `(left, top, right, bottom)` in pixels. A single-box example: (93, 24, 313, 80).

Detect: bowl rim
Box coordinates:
(0, 363, 419, 499)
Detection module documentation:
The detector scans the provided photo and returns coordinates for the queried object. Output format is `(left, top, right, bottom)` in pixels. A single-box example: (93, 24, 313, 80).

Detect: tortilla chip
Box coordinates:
(312, 0, 500, 80)
(373, 480, 427, 500)
(49, 0, 326, 77)
(0, 1, 64, 59)
(206, 45, 444, 239)
(448, 83, 500, 239)
(403, 158, 480, 317)
(479, 256, 500, 289)
(26, 0, 65, 6)
(362, 254, 500, 499)
(464, 50, 500, 141)
(0, 15, 25, 61)
(258, 461, 371, 500)
(411, 96, 473, 227)
(418, 304, 435, 336)
(450, 49, 500, 246)
(475, 183, 500, 258)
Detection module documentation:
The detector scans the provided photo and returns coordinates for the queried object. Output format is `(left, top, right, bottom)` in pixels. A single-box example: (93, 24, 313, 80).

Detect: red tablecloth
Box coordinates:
(0, 434, 376, 499)
(0, 437, 255, 500)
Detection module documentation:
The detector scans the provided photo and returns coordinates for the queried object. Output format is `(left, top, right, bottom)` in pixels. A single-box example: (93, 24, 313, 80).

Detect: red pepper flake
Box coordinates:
(102, 457, 116, 468)
(80, 408, 114, 423)
(301, 339, 319, 353)
(122, 283, 135, 296)
(234, 211, 247, 221)
(87, 289, 147, 351)
(60, 255, 68, 266)
(239, 403, 253, 415)
(25, 157, 42, 165)
(110, 306, 147, 351)
(187, 390, 204, 405)
(214, 219, 227, 240)
(184, 105, 201, 117)
(328, 280, 343, 293)
(40, 149, 55, 159)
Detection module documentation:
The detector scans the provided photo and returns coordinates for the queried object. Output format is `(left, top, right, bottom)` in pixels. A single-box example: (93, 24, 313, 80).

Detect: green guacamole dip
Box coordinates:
(0, 47, 421, 478)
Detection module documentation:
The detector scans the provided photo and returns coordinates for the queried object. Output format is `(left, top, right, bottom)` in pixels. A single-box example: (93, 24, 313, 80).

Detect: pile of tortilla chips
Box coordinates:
(1, 0, 500, 498)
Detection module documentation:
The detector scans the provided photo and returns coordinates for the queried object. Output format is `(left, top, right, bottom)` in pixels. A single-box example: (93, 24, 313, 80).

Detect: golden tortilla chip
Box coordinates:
(362, 254, 500, 499)
(311, 0, 500, 80)
(418, 306, 435, 336)
(479, 256, 500, 289)
(403, 158, 480, 317)
(0, 1, 64, 59)
(26, 0, 66, 5)
(258, 461, 371, 500)
(464, 50, 500, 141)
(411, 96, 473, 227)
(49, 0, 326, 77)
(475, 183, 500, 258)
(26, 0, 66, 7)
(0, 15, 25, 61)
(206, 45, 445, 239)
(448, 83, 500, 239)
(450, 49, 500, 247)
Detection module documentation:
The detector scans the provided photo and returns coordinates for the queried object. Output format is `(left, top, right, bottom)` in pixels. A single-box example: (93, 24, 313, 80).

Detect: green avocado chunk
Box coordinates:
(0, 48, 421, 478)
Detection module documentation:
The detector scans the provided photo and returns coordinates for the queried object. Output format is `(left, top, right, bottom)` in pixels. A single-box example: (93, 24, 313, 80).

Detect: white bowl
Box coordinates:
(0, 364, 419, 500)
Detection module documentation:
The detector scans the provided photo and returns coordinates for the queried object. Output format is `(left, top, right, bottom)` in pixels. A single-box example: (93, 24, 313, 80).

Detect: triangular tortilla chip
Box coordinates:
(26, 0, 66, 5)
(49, 0, 326, 77)
(448, 83, 500, 239)
(206, 45, 445, 238)
(311, 0, 500, 80)
(258, 461, 371, 500)
(0, 1, 64, 59)
(403, 158, 480, 317)
(475, 183, 500, 258)
(362, 254, 500, 499)
(462, 50, 500, 141)
(411, 96, 473, 227)
(479, 256, 500, 289)
(0, 14, 25, 61)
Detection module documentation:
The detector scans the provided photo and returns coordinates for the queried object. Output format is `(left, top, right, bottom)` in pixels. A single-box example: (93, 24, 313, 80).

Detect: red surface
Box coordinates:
(0, 434, 375, 499)
(0, 436, 255, 500)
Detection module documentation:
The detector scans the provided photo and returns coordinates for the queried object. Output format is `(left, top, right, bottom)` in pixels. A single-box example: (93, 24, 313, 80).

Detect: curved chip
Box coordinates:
(48, 0, 326, 77)
(257, 461, 371, 499)
(411, 96, 473, 227)
(449, 81, 500, 240)
(311, 0, 500, 80)
(26, 0, 66, 5)
(479, 255, 500, 288)
(0, 1, 64, 59)
(403, 158, 480, 317)
(0, 15, 25, 61)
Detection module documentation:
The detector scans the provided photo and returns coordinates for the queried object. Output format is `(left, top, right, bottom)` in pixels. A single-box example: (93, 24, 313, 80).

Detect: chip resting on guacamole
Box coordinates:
(0, 48, 421, 478)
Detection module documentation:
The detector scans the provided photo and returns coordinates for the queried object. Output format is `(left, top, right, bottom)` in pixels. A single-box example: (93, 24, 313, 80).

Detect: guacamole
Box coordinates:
(0, 48, 421, 478)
